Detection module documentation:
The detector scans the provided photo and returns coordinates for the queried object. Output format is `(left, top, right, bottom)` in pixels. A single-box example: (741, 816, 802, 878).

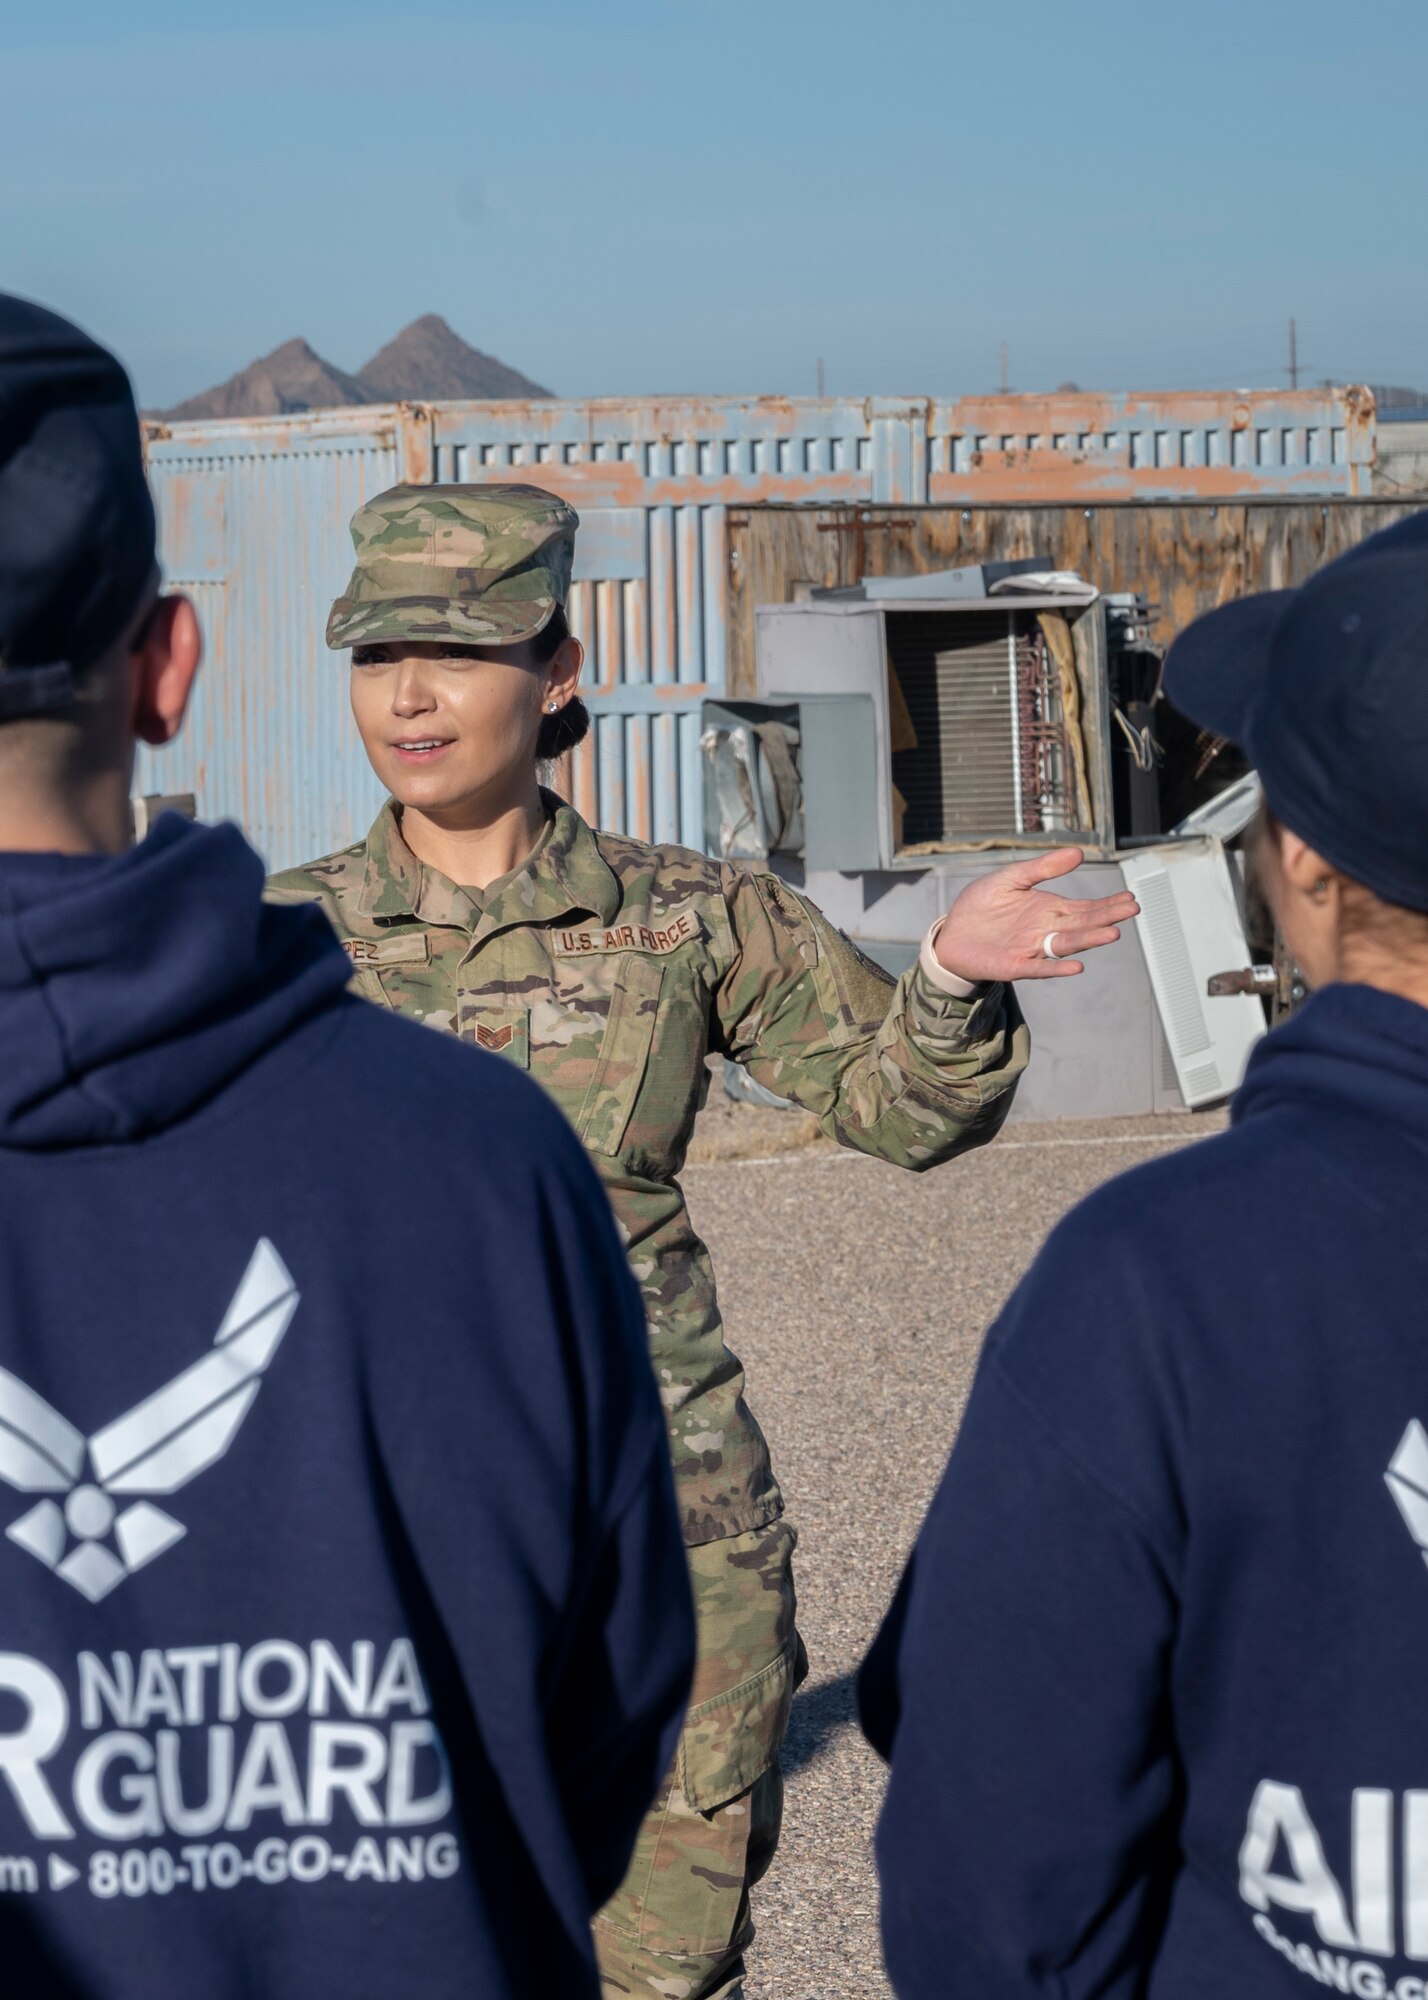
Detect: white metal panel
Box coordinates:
(1120, 839, 1264, 1108)
(805, 855, 1168, 1120)
(1173, 770, 1263, 840)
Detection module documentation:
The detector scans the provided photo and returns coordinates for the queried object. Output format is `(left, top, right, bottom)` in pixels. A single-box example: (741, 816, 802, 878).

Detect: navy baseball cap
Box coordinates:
(0, 294, 157, 718)
(1163, 510, 1428, 912)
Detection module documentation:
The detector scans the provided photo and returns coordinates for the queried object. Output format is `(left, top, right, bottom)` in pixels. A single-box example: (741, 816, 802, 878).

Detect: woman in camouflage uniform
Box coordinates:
(269, 483, 1139, 2000)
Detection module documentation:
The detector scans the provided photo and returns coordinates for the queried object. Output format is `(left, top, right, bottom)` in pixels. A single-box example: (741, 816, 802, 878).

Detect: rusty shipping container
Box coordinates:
(139, 385, 1399, 871)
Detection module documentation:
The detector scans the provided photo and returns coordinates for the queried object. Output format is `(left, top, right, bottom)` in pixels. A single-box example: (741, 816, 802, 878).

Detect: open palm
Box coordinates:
(934, 847, 1140, 983)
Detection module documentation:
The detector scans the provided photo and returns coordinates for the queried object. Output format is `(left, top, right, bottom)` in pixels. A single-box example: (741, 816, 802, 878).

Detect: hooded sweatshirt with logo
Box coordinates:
(0, 815, 692, 2000)
(860, 983, 1428, 1999)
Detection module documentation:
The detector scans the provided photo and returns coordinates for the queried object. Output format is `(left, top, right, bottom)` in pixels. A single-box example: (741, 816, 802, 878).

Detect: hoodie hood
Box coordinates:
(0, 814, 350, 1146)
(1234, 979, 1428, 1144)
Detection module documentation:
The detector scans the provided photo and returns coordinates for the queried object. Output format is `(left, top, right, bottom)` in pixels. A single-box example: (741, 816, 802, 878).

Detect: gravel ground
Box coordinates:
(682, 1106, 1227, 1999)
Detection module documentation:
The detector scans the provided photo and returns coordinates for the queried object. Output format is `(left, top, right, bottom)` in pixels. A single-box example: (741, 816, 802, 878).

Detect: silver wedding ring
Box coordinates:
(1041, 931, 1061, 959)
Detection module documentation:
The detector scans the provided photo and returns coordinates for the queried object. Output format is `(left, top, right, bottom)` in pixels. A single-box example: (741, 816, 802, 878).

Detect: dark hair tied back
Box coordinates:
(538, 694, 590, 763)
(531, 607, 590, 762)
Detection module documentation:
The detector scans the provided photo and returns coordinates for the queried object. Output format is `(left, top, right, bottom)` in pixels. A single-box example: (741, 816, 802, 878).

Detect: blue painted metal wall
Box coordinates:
(139, 411, 401, 868)
(138, 387, 1374, 871)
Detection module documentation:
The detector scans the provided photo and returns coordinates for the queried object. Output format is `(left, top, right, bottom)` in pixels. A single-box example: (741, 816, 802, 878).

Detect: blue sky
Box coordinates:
(6, 0, 1426, 410)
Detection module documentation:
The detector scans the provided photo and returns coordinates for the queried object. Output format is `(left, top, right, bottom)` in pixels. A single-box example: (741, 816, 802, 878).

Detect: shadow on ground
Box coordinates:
(783, 1673, 861, 1777)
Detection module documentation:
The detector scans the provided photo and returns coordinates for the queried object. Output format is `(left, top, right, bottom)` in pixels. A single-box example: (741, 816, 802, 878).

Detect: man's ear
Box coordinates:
(131, 594, 202, 747)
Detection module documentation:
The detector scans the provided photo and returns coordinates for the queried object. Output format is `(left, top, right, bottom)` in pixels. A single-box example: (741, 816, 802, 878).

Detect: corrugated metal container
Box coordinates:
(139, 386, 1378, 871)
(141, 412, 403, 868)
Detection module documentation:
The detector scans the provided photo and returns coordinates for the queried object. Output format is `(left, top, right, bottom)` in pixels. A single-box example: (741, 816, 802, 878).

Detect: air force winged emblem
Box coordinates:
(0, 1240, 298, 1603)
(1386, 1420, 1428, 1568)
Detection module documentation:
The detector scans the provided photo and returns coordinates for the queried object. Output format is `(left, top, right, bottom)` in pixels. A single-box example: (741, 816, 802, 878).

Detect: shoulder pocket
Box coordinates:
(678, 1638, 799, 1813)
(577, 956, 664, 1156)
(809, 919, 894, 1047)
(748, 876, 888, 1048)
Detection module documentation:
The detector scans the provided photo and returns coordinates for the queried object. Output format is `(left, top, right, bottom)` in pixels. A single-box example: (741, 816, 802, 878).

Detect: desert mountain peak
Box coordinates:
(356, 315, 552, 403)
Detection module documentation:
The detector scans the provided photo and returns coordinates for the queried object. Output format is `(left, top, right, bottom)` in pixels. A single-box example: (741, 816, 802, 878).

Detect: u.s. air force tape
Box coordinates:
(549, 902, 700, 959)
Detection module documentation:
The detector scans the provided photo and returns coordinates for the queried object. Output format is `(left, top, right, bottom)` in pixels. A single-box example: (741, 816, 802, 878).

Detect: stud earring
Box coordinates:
(547, 701, 559, 713)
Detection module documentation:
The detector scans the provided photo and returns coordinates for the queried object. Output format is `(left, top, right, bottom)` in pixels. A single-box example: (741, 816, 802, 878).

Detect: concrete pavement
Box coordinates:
(683, 1110, 1226, 1998)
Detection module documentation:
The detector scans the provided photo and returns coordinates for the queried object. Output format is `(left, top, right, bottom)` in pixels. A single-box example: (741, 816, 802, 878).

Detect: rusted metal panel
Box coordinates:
(428, 388, 1373, 506)
(726, 499, 1426, 697)
(137, 389, 1382, 868)
(395, 402, 436, 485)
(923, 387, 1377, 504)
(429, 388, 1372, 841)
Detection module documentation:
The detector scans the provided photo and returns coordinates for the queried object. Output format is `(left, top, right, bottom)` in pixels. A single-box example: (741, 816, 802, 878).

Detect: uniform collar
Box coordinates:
(356, 800, 470, 927)
(537, 791, 622, 927)
(355, 793, 620, 934)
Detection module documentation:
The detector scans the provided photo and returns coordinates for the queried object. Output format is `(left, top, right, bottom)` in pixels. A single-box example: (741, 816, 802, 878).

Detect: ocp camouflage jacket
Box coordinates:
(268, 797, 1029, 1546)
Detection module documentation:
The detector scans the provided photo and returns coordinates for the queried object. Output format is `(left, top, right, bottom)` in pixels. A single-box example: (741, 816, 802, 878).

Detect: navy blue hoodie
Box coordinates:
(0, 815, 692, 2000)
(861, 983, 1428, 1999)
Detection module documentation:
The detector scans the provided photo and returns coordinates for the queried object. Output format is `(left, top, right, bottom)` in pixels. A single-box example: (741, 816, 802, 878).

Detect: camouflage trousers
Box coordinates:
(595, 1519, 803, 2000)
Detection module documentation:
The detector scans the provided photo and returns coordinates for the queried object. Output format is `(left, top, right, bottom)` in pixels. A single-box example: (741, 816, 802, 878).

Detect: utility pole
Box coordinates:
(1288, 317, 1299, 391)
(999, 341, 1009, 394)
(816, 355, 825, 397)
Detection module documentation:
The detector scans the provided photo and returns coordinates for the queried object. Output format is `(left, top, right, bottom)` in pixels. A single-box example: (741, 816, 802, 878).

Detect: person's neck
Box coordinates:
(1336, 949, 1428, 1014)
(396, 780, 550, 892)
(0, 777, 132, 855)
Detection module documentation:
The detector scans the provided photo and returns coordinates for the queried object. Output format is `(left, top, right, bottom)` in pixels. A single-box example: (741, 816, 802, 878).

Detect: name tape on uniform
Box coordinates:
(341, 935, 432, 968)
(550, 903, 700, 960)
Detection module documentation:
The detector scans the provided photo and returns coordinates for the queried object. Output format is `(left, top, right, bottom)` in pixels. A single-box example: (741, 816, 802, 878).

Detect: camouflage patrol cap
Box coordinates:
(326, 482, 578, 652)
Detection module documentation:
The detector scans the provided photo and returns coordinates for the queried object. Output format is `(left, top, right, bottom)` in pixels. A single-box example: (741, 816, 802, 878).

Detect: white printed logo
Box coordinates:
(1229, 1428, 1428, 1979)
(0, 1241, 297, 1603)
(1386, 1420, 1428, 1568)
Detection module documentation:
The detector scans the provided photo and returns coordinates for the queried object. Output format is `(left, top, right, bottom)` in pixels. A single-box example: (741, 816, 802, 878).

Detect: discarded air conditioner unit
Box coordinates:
(702, 569, 1266, 1121)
